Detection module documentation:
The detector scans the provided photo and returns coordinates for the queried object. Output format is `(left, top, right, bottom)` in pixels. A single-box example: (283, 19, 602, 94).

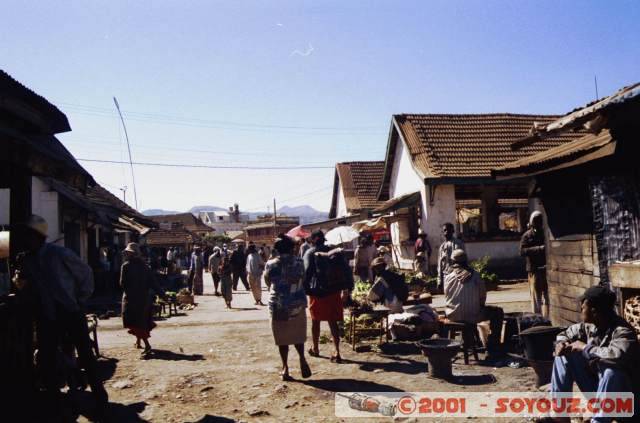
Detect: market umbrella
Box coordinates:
(351, 217, 387, 231)
(325, 226, 360, 246)
(286, 225, 311, 240)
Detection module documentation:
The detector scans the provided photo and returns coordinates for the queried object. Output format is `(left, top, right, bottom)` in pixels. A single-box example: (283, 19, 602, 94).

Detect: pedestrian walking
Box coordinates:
(189, 246, 204, 295)
(264, 234, 312, 381)
(219, 256, 233, 308)
(437, 222, 465, 291)
(246, 244, 265, 305)
(520, 211, 549, 317)
(230, 244, 249, 290)
(299, 237, 312, 259)
(208, 247, 222, 295)
(120, 242, 161, 358)
(15, 215, 108, 415)
(303, 230, 354, 363)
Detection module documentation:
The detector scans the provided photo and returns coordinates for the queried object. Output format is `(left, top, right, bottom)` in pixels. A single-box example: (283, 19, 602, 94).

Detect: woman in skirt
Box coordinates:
(264, 235, 311, 381)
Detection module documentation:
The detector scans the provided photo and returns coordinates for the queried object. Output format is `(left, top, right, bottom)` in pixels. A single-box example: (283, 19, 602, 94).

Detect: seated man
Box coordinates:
(444, 249, 504, 358)
(367, 257, 405, 313)
(552, 285, 639, 422)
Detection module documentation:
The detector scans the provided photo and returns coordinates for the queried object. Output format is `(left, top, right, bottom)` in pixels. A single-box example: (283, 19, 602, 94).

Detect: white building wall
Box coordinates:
(387, 137, 427, 270)
(389, 139, 424, 199)
(424, 184, 457, 265)
(0, 189, 10, 226)
(336, 179, 348, 218)
(31, 177, 62, 244)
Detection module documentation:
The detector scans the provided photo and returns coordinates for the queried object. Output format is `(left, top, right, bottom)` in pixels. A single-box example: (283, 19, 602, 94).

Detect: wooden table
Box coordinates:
(348, 308, 390, 350)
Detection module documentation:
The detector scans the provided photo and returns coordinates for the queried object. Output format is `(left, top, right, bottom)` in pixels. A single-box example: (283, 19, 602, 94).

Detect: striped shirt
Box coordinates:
(444, 266, 486, 323)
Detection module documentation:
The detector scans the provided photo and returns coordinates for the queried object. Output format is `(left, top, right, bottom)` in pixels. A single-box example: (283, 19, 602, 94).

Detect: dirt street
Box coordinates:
(92, 275, 539, 422)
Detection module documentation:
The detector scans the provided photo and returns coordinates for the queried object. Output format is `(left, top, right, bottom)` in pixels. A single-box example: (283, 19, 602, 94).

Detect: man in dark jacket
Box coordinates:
(520, 211, 549, 317)
(230, 244, 249, 291)
(16, 215, 108, 416)
(552, 286, 639, 421)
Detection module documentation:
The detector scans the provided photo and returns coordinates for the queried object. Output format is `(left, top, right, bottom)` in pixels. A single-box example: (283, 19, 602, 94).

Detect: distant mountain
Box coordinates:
(144, 204, 327, 224)
(189, 205, 228, 214)
(278, 205, 328, 225)
(142, 209, 180, 216)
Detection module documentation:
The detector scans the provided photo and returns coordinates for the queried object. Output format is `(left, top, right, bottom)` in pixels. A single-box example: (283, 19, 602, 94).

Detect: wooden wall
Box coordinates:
(547, 233, 599, 326)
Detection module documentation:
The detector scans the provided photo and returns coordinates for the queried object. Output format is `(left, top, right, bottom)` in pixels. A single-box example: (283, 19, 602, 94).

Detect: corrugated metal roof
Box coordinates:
(543, 83, 640, 134)
(0, 69, 70, 134)
(493, 130, 615, 178)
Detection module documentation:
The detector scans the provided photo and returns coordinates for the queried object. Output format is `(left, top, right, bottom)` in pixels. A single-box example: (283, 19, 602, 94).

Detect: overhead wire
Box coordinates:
(57, 102, 386, 135)
(77, 158, 335, 170)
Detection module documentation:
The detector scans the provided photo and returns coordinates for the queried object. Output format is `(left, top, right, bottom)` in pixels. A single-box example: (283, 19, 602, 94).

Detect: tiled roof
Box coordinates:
(146, 227, 200, 246)
(149, 213, 213, 233)
(329, 161, 385, 218)
(393, 114, 585, 179)
(245, 216, 300, 231)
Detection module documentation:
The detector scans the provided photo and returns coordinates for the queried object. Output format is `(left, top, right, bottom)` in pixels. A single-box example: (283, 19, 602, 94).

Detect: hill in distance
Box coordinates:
(143, 204, 328, 224)
(189, 205, 228, 214)
(142, 208, 180, 216)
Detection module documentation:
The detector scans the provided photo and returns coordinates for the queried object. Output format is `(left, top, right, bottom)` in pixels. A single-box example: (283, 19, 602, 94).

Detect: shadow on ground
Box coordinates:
(298, 378, 404, 392)
(444, 373, 497, 385)
(189, 416, 236, 423)
(145, 349, 205, 361)
(341, 357, 426, 375)
(97, 356, 119, 382)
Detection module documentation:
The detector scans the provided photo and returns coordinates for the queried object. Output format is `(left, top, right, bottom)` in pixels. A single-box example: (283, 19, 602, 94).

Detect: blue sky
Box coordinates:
(2, 1, 638, 212)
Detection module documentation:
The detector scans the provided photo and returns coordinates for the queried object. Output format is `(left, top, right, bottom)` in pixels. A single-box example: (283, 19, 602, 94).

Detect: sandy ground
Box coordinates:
(88, 275, 541, 423)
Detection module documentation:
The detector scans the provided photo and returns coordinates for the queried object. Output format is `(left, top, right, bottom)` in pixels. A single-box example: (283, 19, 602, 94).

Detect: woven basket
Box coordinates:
(624, 295, 640, 335)
(177, 294, 194, 305)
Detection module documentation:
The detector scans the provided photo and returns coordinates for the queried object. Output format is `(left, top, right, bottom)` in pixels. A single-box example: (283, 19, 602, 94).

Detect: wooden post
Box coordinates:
(481, 185, 499, 233)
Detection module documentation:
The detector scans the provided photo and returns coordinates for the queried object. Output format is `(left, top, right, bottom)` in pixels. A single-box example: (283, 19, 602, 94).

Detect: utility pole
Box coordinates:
(113, 97, 139, 210)
(273, 198, 277, 238)
(119, 186, 128, 203)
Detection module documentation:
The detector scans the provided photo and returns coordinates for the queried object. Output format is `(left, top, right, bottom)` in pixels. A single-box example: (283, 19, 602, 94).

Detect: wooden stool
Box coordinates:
(443, 321, 480, 364)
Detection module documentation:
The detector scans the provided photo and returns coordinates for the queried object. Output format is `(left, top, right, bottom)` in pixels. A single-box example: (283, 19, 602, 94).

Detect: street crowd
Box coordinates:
(7, 212, 640, 422)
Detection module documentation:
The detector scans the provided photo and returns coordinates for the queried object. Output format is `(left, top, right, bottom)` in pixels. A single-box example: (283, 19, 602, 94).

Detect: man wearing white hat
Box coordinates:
(520, 211, 549, 317)
(16, 215, 108, 411)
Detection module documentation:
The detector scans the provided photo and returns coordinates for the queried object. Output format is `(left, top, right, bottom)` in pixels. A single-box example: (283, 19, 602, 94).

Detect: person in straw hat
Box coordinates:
(120, 242, 162, 357)
(367, 256, 405, 313)
(15, 215, 108, 412)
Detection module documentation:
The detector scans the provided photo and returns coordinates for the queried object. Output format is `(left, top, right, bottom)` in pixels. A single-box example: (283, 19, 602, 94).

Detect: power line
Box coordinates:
(77, 158, 334, 170)
(56, 101, 385, 134)
(62, 137, 384, 159)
